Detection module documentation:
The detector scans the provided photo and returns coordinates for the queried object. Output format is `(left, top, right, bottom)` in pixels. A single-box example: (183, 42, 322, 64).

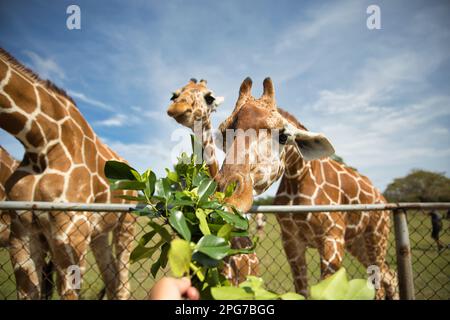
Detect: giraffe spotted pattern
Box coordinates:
(0, 48, 136, 300)
(0, 146, 19, 247)
(219, 77, 398, 299)
(167, 79, 260, 285)
(276, 142, 398, 299)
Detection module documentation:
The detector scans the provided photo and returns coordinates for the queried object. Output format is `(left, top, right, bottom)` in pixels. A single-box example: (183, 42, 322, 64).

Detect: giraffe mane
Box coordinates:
(276, 107, 308, 131)
(0, 47, 75, 105)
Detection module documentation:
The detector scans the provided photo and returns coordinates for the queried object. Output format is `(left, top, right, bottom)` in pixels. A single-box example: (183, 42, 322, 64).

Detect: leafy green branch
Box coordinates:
(104, 140, 374, 300)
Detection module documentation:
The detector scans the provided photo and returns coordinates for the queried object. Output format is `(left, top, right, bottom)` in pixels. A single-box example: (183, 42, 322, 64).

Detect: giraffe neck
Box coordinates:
(0, 53, 101, 168)
(283, 145, 308, 180)
(0, 55, 48, 152)
(198, 115, 219, 179)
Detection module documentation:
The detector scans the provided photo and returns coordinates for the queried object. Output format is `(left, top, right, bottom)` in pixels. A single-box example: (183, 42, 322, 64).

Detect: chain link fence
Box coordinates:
(0, 203, 449, 299)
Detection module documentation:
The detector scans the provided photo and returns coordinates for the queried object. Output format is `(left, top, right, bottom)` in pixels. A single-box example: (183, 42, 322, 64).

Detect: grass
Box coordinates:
(0, 211, 448, 299)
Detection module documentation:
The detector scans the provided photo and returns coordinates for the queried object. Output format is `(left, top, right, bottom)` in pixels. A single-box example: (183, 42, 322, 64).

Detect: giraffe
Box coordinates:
(218, 77, 398, 299)
(0, 146, 19, 247)
(1, 146, 56, 298)
(0, 48, 136, 300)
(166, 78, 259, 285)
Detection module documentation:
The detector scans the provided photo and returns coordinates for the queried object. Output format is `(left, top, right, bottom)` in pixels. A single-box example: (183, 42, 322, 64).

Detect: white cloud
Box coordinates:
(23, 50, 66, 81)
(94, 114, 127, 127)
(304, 52, 450, 189)
(69, 91, 114, 111)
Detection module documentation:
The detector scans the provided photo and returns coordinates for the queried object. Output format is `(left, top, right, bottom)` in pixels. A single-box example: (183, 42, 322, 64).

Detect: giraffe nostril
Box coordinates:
(167, 103, 192, 120)
(167, 108, 177, 117)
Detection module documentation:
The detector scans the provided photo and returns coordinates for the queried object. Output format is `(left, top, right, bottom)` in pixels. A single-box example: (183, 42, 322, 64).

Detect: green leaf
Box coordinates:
(192, 252, 221, 267)
(168, 239, 191, 277)
(148, 221, 172, 242)
(114, 194, 147, 201)
(195, 235, 230, 260)
(211, 286, 254, 300)
(155, 178, 171, 199)
(144, 170, 157, 198)
(193, 172, 208, 187)
(216, 210, 248, 230)
(239, 276, 264, 289)
(201, 200, 222, 210)
(310, 268, 349, 300)
(230, 230, 249, 237)
(130, 169, 142, 181)
(105, 161, 138, 181)
(196, 209, 211, 235)
(169, 210, 191, 241)
(217, 223, 233, 240)
(224, 181, 236, 197)
(228, 247, 255, 255)
(190, 263, 206, 282)
(139, 230, 157, 246)
(252, 288, 279, 300)
(110, 180, 146, 191)
(197, 178, 217, 203)
(166, 169, 179, 182)
(279, 292, 306, 300)
(133, 206, 159, 217)
(171, 198, 195, 207)
(344, 279, 375, 300)
(131, 240, 162, 262)
(150, 243, 169, 278)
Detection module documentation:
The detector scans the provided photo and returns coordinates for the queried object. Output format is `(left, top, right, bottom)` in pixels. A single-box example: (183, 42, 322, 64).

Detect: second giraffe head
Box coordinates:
(167, 78, 224, 129)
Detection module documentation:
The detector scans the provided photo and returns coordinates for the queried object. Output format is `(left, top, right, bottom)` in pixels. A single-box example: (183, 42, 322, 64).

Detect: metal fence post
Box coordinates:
(393, 209, 415, 300)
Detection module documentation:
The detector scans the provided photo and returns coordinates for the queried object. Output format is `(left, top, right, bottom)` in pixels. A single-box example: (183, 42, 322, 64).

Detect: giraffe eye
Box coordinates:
(279, 131, 289, 145)
(170, 93, 179, 101)
(204, 93, 215, 105)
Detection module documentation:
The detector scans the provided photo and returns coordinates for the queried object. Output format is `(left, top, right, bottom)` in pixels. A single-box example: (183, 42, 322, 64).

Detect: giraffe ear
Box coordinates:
(292, 129, 335, 161)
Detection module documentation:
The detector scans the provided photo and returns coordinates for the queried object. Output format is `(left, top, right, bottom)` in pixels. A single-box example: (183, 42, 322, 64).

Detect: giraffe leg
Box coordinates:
(112, 213, 135, 300)
(51, 212, 91, 300)
(346, 236, 370, 267)
(0, 211, 11, 247)
(364, 212, 399, 300)
(8, 212, 43, 299)
(277, 220, 308, 296)
(319, 235, 345, 279)
(90, 233, 118, 300)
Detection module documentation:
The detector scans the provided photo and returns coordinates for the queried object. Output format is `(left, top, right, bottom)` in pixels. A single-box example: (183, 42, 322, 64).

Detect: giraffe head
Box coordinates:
(167, 78, 224, 129)
(218, 77, 335, 212)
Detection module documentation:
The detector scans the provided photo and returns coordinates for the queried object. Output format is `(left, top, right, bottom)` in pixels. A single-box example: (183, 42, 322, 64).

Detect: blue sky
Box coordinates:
(1, 0, 449, 196)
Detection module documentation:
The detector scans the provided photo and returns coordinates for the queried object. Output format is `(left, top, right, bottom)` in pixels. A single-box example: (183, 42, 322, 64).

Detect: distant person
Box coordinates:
(429, 210, 444, 251)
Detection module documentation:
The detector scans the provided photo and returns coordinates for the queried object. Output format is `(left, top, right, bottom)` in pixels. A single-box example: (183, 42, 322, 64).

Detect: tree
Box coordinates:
(331, 154, 358, 172)
(253, 196, 275, 206)
(383, 169, 450, 202)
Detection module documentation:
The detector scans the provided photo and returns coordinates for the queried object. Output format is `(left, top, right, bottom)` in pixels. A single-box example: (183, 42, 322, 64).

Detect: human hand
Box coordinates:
(148, 277, 200, 300)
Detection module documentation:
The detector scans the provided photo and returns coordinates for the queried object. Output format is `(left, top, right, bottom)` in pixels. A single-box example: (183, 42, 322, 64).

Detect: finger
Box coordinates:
(186, 287, 200, 300)
(174, 277, 191, 293)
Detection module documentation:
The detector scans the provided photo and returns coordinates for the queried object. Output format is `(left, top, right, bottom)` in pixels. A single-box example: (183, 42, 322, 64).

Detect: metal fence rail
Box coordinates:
(1, 201, 449, 300)
(1, 201, 449, 212)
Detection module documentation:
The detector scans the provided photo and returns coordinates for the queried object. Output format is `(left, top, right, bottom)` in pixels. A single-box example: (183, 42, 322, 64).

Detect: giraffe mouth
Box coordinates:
(174, 113, 189, 123)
